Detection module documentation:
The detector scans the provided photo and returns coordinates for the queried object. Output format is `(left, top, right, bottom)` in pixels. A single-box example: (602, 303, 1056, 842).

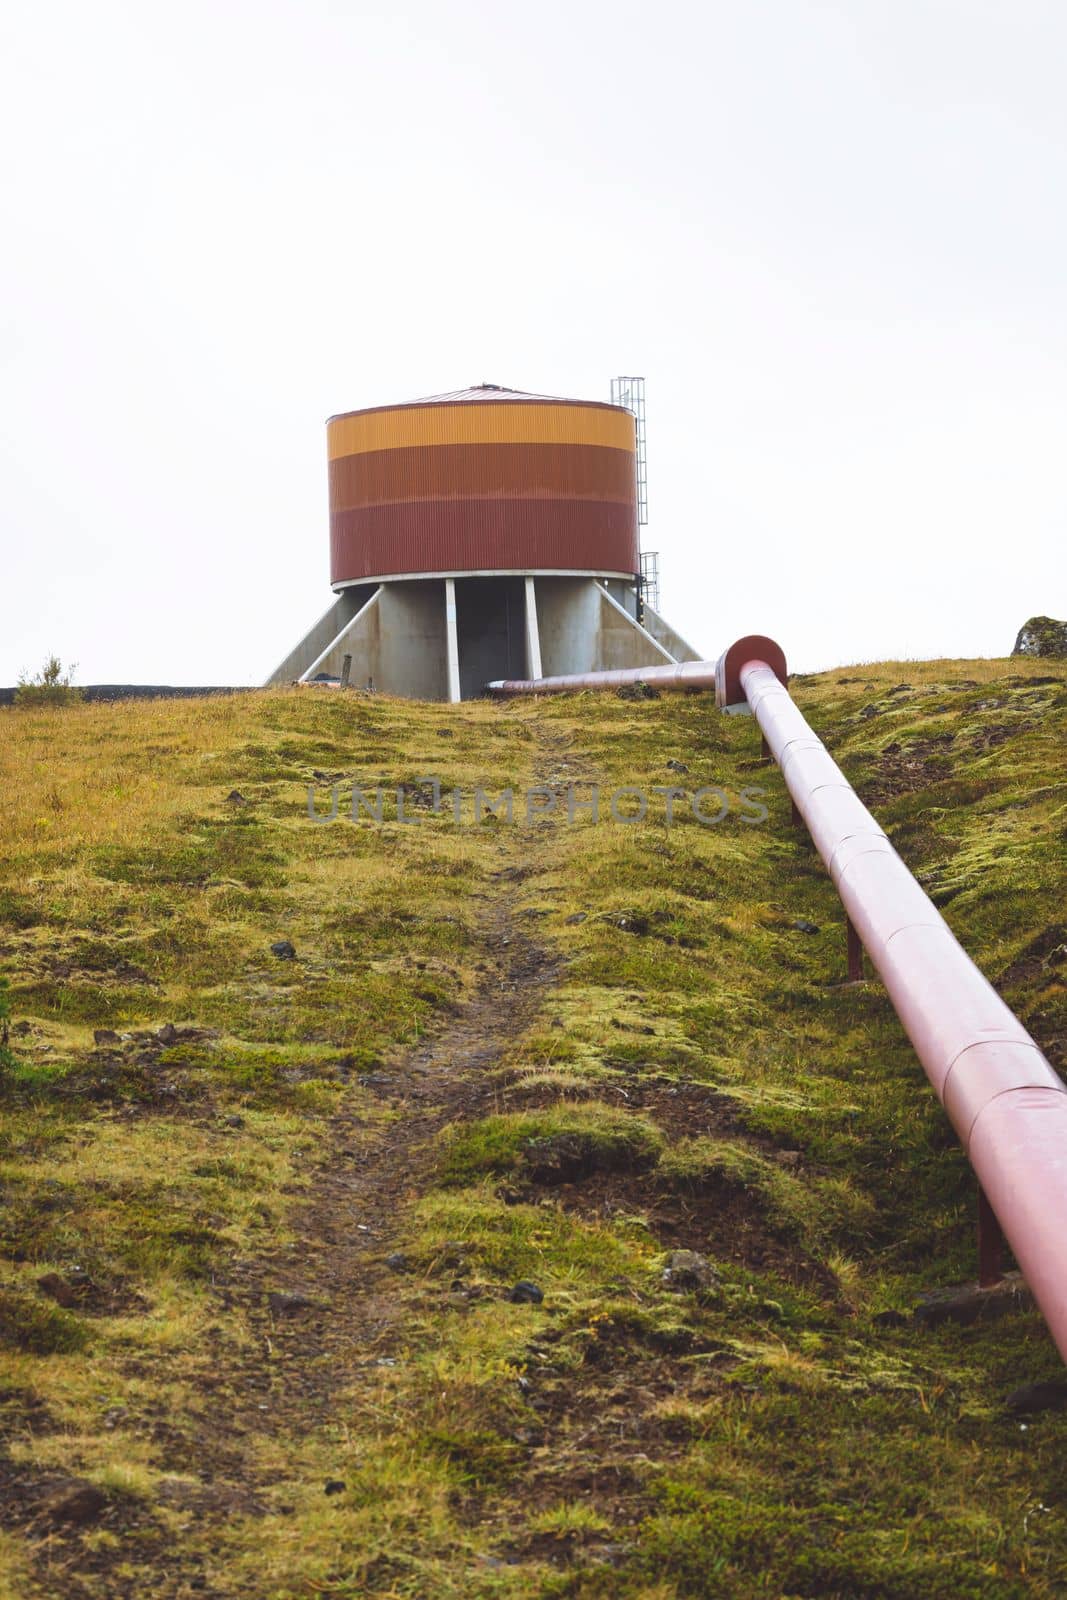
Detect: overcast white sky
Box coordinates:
(1, 0, 1063, 684)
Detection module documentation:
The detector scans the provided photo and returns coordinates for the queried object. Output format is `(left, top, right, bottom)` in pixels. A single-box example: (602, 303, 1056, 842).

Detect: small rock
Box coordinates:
(886, 684, 912, 696)
(608, 911, 650, 935)
(662, 1249, 720, 1294)
(93, 1028, 121, 1046)
(589, 1542, 632, 1567)
(358, 1072, 395, 1090)
(1005, 1380, 1067, 1416)
(271, 940, 297, 961)
(267, 1292, 315, 1316)
(914, 1272, 1032, 1329)
(565, 913, 587, 926)
(43, 1480, 108, 1526)
(509, 1281, 544, 1305)
(226, 789, 249, 805)
(384, 1252, 409, 1273)
(791, 919, 820, 935)
(323, 1479, 346, 1496)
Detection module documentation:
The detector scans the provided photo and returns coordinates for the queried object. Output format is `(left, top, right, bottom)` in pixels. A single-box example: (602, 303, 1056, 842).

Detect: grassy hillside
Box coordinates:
(0, 658, 1065, 1599)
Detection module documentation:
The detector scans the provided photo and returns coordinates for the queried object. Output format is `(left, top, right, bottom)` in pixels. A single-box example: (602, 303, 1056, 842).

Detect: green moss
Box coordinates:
(424, 1428, 522, 1488)
(412, 1186, 654, 1287)
(0, 889, 40, 931)
(93, 814, 286, 889)
(436, 1105, 665, 1187)
(10, 980, 157, 1026)
(660, 1136, 876, 1249)
(0, 1289, 88, 1355)
(637, 1489, 1030, 1599)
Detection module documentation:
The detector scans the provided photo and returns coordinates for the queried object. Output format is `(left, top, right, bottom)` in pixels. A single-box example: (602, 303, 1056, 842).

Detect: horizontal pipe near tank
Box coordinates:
(487, 660, 719, 695)
(736, 655, 1067, 1362)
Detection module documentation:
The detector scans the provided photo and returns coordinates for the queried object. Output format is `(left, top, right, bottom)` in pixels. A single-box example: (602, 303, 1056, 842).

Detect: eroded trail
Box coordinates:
(228, 899, 563, 1437)
(230, 725, 583, 1397)
(89, 719, 584, 1596)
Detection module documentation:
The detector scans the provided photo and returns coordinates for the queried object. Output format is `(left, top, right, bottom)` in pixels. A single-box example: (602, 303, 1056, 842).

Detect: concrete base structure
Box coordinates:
(266, 575, 700, 701)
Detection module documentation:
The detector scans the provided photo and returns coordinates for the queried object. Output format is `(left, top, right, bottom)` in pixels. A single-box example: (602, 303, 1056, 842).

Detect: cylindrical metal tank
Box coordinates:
(326, 386, 639, 587)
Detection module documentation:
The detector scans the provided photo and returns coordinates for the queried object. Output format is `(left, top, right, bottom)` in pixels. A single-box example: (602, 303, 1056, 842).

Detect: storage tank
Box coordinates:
(268, 384, 698, 700)
(328, 386, 640, 586)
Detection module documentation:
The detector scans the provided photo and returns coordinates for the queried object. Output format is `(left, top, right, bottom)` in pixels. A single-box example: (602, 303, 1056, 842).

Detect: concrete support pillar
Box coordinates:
(524, 575, 543, 681)
(444, 577, 461, 703)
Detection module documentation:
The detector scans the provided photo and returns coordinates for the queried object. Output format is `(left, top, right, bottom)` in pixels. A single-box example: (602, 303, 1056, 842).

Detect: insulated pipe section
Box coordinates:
(486, 660, 719, 695)
(722, 641, 1067, 1362)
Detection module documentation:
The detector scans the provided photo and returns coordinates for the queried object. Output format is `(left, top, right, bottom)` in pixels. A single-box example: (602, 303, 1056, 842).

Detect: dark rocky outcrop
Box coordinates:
(1012, 616, 1067, 658)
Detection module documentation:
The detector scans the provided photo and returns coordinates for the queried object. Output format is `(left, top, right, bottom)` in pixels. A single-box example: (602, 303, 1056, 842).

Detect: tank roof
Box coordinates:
(327, 385, 626, 425)
(410, 384, 574, 404)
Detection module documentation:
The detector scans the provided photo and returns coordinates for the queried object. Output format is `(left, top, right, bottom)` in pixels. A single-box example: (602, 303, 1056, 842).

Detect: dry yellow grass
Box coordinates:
(0, 663, 1064, 1598)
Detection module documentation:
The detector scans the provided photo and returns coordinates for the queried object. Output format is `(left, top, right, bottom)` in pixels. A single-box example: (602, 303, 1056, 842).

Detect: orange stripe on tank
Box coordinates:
(326, 403, 636, 460)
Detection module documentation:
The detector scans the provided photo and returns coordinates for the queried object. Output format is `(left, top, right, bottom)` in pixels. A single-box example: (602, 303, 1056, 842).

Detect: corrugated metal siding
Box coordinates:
(329, 443, 636, 512)
(330, 500, 640, 584)
(326, 402, 635, 459)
